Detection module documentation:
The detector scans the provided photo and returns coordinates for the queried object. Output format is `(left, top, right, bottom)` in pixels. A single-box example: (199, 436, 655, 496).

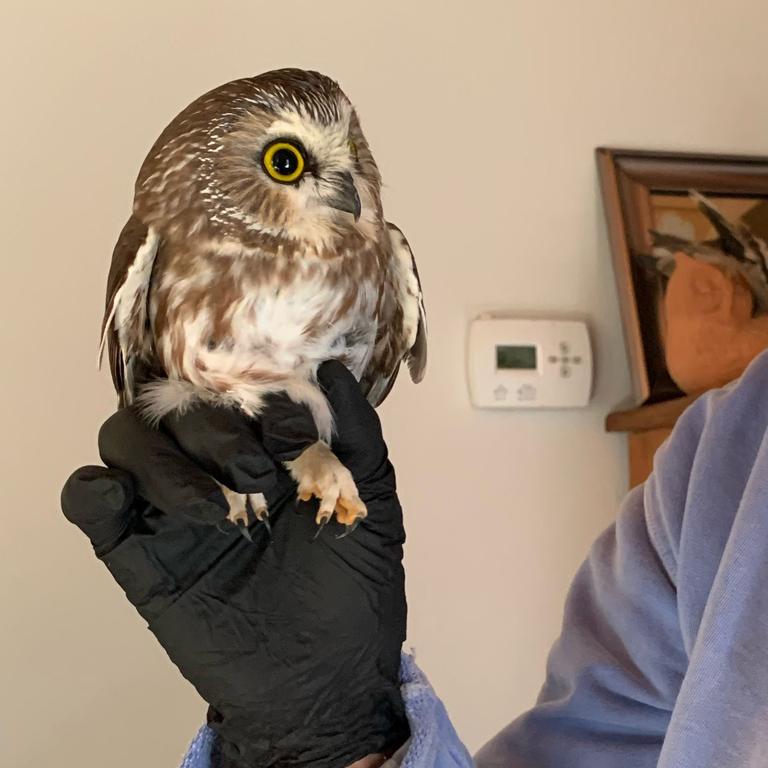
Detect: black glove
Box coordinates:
(61, 361, 409, 768)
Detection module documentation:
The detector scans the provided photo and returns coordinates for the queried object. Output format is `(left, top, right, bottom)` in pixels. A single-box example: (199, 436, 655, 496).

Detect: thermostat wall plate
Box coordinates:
(467, 315, 593, 409)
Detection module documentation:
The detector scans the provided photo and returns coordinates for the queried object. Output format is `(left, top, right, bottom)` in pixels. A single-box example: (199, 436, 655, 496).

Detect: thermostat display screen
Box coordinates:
(496, 345, 537, 370)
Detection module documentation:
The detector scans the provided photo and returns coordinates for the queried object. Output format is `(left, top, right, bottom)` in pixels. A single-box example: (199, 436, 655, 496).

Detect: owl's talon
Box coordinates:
(335, 519, 361, 540)
(313, 518, 329, 541)
(236, 519, 253, 542)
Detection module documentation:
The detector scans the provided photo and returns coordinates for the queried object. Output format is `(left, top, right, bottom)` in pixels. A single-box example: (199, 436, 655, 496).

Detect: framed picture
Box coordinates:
(597, 148, 768, 405)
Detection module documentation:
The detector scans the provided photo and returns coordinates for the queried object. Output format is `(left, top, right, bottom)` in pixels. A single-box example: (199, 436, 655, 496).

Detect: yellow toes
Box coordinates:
(335, 496, 367, 526)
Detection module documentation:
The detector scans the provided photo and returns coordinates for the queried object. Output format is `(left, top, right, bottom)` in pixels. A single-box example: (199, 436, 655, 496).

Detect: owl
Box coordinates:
(99, 69, 426, 535)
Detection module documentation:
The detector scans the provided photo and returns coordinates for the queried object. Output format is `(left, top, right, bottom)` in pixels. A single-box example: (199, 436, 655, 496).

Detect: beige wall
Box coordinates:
(3, 1, 767, 764)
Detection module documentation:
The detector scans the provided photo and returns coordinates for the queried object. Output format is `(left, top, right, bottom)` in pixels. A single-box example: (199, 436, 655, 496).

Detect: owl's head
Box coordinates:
(135, 69, 384, 249)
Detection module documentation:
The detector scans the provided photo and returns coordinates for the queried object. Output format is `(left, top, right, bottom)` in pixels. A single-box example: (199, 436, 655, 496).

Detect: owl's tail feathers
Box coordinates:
(135, 376, 334, 444)
(136, 379, 211, 426)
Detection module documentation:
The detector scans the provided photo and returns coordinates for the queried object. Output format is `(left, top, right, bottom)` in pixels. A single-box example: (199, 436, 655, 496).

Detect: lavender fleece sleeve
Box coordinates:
(478, 349, 768, 767)
(183, 349, 768, 767)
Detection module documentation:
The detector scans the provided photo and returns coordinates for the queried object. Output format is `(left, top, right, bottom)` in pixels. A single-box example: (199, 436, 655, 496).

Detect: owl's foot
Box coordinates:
(286, 441, 367, 532)
(218, 485, 269, 541)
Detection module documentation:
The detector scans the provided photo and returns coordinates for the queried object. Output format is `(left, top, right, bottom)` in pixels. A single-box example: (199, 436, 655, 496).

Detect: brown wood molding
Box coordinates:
(628, 429, 672, 487)
(605, 394, 699, 434)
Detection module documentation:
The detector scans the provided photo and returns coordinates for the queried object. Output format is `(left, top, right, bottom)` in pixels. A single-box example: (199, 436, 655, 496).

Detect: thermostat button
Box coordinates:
(560, 366, 571, 378)
(517, 384, 537, 401)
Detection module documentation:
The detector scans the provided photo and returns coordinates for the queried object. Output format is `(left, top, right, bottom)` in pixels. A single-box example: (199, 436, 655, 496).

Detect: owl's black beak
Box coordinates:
(323, 171, 361, 221)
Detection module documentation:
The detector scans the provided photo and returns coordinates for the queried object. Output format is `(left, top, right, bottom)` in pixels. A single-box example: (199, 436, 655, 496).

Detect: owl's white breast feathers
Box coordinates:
(144, 244, 380, 440)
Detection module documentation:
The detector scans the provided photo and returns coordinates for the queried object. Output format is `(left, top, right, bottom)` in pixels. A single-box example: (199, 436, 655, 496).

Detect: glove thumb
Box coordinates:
(62, 466, 136, 556)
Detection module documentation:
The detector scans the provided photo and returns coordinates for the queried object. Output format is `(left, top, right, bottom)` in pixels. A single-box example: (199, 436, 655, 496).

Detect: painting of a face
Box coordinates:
(597, 148, 768, 404)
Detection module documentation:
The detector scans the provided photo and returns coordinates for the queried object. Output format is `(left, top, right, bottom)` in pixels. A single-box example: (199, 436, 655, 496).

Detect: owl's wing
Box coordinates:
(98, 215, 160, 405)
(360, 223, 427, 407)
(390, 223, 428, 384)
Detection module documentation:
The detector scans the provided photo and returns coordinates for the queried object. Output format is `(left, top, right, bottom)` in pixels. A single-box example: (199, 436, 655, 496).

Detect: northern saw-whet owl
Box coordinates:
(99, 68, 427, 534)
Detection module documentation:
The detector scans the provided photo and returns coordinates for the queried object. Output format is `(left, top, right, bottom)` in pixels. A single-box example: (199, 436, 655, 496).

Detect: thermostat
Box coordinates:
(467, 316, 592, 409)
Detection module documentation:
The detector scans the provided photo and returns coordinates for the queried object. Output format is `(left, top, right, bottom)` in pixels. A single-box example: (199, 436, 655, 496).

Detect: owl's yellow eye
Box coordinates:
(348, 139, 359, 162)
(262, 140, 305, 184)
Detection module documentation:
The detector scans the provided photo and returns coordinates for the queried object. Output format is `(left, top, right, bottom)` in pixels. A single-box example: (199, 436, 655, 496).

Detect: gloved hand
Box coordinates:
(61, 361, 409, 768)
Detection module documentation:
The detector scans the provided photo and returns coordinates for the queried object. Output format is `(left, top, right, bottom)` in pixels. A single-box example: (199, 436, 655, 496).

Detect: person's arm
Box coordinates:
(476, 483, 681, 767)
(479, 349, 768, 768)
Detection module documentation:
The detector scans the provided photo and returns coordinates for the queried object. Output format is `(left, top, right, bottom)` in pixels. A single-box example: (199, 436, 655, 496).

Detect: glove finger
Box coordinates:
(61, 466, 137, 556)
(316, 360, 387, 482)
(98, 408, 228, 523)
(260, 393, 319, 463)
(163, 404, 277, 494)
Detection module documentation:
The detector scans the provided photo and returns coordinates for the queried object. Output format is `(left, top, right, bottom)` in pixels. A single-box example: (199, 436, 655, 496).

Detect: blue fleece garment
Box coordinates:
(479, 350, 768, 766)
(183, 349, 768, 767)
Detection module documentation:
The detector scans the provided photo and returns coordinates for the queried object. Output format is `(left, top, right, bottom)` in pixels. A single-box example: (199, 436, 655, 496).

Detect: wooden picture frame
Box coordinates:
(596, 148, 768, 405)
